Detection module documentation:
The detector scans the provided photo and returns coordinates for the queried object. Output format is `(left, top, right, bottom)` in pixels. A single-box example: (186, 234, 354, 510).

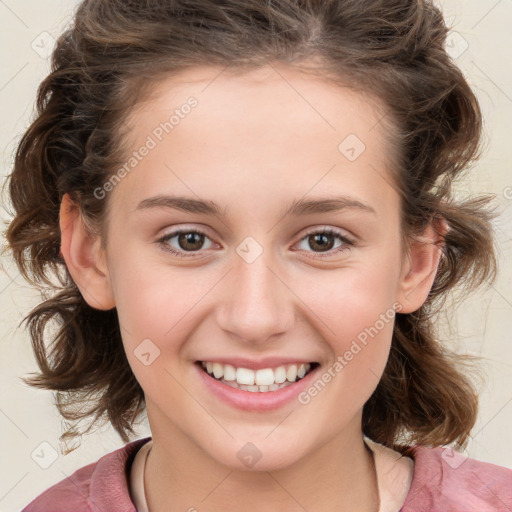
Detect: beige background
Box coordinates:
(1, 1, 511, 510)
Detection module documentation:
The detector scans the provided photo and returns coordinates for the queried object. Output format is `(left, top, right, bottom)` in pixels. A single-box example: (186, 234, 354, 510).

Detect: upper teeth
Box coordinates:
(202, 362, 311, 386)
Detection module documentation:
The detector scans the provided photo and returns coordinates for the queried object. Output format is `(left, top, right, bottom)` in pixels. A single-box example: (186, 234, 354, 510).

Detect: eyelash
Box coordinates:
(156, 227, 355, 259)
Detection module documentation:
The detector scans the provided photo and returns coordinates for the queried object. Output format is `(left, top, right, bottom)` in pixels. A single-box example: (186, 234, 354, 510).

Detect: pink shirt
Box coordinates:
(22, 436, 512, 511)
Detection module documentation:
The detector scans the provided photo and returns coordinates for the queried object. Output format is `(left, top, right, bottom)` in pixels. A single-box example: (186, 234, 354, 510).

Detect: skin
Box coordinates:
(59, 63, 444, 512)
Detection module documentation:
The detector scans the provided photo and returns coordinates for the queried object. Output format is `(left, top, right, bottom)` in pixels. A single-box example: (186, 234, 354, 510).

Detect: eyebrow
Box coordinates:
(135, 194, 376, 217)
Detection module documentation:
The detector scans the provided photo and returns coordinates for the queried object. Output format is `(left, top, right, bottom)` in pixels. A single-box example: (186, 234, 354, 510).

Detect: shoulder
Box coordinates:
(401, 445, 512, 512)
(21, 437, 152, 512)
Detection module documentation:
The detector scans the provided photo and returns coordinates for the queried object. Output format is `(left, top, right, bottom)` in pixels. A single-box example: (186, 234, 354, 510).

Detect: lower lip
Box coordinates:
(195, 363, 320, 411)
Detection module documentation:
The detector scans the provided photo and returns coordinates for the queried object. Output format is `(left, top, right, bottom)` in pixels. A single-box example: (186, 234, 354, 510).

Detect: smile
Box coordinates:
(199, 361, 318, 393)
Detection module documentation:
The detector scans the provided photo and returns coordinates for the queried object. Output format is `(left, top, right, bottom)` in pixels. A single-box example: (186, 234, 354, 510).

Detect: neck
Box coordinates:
(144, 404, 379, 512)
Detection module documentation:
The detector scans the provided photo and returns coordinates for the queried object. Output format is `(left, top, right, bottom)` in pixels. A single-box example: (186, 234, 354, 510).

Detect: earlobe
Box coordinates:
(397, 217, 448, 314)
(59, 193, 116, 310)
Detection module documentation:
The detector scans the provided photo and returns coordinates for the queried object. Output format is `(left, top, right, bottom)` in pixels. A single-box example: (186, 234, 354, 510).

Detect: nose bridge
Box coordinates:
(215, 245, 294, 344)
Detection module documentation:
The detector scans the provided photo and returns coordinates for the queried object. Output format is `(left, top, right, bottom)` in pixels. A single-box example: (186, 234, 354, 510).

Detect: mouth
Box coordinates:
(196, 360, 320, 393)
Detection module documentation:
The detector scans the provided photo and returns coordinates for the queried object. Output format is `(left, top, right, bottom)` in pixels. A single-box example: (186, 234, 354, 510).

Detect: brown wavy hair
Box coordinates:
(2, 0, 497, 455)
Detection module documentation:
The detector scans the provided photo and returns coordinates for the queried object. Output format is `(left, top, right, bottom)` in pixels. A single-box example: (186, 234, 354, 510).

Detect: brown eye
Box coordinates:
(307, 233, 336, 252)
(295, 228, 354, 258)
(176, 232, 206, 251)
(157, 229, 215, 258)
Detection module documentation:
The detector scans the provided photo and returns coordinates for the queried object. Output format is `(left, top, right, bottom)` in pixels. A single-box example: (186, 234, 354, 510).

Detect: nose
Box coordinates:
(214, 249, 296, 346)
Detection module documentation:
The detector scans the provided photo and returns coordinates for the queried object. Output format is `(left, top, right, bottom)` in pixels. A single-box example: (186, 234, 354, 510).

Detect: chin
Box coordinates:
(205, 437, 308, 473)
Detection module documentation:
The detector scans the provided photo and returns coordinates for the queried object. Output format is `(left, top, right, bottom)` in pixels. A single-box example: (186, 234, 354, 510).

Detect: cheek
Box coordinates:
(109, 257, 200, 404)
(108, 251, 210, 341)
(108, 256, 227, 395)
(313, 260, 401, 343)
(302, 288, 396, 421)
(303, 254, 400, 395)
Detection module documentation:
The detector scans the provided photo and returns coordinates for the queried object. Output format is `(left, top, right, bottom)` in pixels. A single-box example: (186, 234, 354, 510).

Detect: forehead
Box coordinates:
(112, 64, 400, 217)
(128, 64, 390, 140)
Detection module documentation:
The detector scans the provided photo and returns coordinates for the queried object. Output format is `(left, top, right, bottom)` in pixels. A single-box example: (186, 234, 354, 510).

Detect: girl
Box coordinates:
(4, 0, 511, 511)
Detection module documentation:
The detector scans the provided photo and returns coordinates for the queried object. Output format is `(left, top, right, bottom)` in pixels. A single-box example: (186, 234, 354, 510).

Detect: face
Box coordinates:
(73, 64, 432, 471)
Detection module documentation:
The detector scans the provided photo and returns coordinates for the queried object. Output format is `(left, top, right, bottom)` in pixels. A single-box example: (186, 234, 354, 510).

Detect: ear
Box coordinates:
(396, 217, 447, 314)
(59, 193, 115, 310)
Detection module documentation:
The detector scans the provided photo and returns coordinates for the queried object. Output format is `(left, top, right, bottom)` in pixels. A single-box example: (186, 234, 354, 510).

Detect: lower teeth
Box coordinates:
(217, 377, 294, 392)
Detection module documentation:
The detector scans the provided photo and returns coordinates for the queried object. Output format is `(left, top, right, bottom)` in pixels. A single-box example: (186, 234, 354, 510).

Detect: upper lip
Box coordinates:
(196, 358, 318, 370)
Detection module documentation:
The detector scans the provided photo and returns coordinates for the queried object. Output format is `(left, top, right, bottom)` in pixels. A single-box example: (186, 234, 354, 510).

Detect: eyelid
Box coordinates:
(300, 225, 354, 244)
